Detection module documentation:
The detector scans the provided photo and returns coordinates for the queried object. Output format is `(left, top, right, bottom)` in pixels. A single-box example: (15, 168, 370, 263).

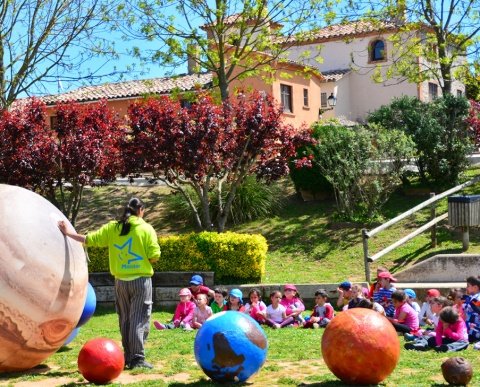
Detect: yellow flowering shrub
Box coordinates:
(85, 232, 268, 283)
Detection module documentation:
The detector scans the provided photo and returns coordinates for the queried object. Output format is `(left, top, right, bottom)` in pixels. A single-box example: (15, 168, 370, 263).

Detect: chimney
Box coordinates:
(187, 44, 200, 74)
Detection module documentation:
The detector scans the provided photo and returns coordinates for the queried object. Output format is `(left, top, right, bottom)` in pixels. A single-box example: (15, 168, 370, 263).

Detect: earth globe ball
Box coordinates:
(321, 308, 400, 385)
(194, 311, 268, 383)
(0, 184, 88, 372)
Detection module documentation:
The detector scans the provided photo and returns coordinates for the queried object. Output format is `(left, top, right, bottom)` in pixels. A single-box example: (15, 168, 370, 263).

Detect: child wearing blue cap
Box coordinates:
(188, 274, 215, 304)
(405, 288, 421, 315)
(336, 281, 353, 309)
(227, 288, 245, 312)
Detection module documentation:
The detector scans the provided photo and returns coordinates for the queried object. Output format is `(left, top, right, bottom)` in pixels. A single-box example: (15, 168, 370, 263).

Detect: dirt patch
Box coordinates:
(0, 359, 328, 386)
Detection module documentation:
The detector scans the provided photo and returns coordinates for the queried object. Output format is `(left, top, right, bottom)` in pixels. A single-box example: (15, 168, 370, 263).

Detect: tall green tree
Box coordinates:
(0, 0, 118, 108)
(123, 0, 330, 101)
(341, 0, 480, 95)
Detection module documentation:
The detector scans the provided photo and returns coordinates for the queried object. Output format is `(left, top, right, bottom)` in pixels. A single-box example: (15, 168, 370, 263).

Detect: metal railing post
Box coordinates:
(362, 228, 371, 283)
(430, 192, 437, 248)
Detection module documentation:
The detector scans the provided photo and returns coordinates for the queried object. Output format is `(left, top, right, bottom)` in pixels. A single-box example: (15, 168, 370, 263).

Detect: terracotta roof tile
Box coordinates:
(278, 20, 399, 44)
(40, 72, 213, 105)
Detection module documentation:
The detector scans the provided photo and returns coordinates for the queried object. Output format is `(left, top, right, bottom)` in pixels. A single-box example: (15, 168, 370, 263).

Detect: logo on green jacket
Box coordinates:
(114, 237, 143, 269)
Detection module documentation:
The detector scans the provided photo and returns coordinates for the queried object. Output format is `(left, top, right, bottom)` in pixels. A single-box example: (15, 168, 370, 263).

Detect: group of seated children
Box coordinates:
(153, 272, 480, 353)
(365, 268, 480, 353)
(153, 275, 336, 330)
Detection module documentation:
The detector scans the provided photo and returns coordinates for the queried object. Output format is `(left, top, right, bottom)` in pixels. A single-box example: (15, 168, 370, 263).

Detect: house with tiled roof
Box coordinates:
(40, 55, 326, 128)
(40, 73, 214, 127)
(37, 19, 465, 127)
(280, 20, 465, 122)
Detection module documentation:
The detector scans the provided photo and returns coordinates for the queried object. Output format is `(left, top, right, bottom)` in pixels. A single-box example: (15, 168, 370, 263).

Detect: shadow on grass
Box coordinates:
(0, 364, 76, 381)
(251, 196, 363, 260)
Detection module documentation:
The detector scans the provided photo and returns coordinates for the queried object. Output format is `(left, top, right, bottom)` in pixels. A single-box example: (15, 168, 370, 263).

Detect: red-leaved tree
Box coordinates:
(0, 98, 58, 191)
(52, 100, 125, 225)
(467, 100, 480, 148)
(123, 92, 311, 231)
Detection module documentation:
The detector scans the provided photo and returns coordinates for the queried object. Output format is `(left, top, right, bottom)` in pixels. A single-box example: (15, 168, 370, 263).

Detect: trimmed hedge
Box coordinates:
(85, 231, 268, 283)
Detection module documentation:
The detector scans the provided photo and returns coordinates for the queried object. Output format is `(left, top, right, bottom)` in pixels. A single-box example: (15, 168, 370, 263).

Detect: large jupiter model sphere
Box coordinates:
(0, 184, 88, 372)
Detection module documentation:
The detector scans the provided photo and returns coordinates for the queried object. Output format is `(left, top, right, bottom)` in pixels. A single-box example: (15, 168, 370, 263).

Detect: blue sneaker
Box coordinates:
(404, 333, 416, 341)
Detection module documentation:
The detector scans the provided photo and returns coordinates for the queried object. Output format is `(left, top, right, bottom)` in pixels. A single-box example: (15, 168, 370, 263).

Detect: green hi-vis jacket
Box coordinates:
(85, 216, 161, 280)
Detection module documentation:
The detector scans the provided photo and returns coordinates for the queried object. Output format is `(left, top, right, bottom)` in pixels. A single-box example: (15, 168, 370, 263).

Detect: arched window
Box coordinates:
(371, 40, 385, 61)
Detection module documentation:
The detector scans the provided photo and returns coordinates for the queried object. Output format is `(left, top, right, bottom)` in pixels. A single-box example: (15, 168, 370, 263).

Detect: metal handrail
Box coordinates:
(362, 175, 480, 282)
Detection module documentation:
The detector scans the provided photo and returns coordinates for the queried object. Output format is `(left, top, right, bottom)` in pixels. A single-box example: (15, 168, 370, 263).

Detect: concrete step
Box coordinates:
(394, 254, 480, 283)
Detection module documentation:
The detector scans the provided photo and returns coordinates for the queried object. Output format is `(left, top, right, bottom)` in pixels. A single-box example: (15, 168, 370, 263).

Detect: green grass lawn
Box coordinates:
(0, 307, 478, 386)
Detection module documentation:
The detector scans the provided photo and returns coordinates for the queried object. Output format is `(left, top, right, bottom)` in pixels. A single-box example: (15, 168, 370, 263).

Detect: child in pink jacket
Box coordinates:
(154, 288, 196, 330)
(405, 306, 468, 352)
(280, 284, 305, 325)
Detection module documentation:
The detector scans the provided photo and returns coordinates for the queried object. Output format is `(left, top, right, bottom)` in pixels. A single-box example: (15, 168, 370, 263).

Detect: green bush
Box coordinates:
(304, 121, 415, 220)
(289, 157, 333, 195)
(85, 231, 268, 283)
(164, 176, 286, 227)
(367, 95, 474, 188)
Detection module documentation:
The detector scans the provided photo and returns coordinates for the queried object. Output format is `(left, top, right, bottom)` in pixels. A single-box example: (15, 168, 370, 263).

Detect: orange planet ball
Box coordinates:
(321, 308, 400, 384)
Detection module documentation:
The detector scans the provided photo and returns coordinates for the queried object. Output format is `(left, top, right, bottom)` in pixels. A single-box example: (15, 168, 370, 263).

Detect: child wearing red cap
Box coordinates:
(373, 271, 397, 317)
(281, 284, 305, 326)
(418, 288, 440, 326)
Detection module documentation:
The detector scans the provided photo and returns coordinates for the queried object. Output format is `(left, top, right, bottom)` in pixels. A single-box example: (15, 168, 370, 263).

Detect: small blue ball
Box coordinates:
(194, 311, 268, 383)
(76, 282, 96, 328)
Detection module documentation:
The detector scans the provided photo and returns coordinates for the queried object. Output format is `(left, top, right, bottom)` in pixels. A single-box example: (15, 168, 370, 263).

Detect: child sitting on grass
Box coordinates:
(405, 306, 468, 352)
(304, 289, 334, 328)
(227, 288, 245, 312)
(346, 284, 366, 310)
(192, 293, 213, 329)
(266, 290, 294, 329)
(448, 288, 466, 322)
(373, 271, 397, 318)
(418, 288, 440, 326)
(211, 287, 228, 314)
(154, 288, 195, 330)
(404, 289, 421, 315)
(244, 288, 267, 324)
(463, 275, 480, 343)
(387, 290, 419, 333)
(281, 284, 305, 325)
(188, 274, 215, 304)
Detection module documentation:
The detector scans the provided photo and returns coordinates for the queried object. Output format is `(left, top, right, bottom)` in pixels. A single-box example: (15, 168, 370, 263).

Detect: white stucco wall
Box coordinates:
(285, 30, 468, 122)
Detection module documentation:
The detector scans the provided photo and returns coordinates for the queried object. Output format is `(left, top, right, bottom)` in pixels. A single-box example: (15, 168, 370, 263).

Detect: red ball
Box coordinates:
(321, 308, 400, 384)
(78, 338, 124, 384)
